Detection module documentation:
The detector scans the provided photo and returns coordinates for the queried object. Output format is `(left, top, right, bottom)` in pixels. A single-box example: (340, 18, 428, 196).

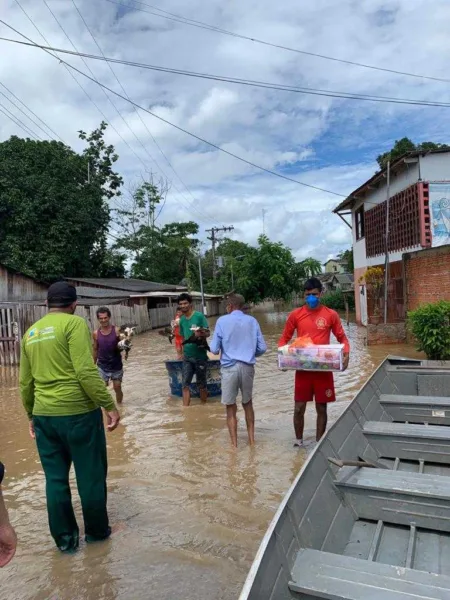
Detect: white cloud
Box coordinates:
(2, 0, 450, 265)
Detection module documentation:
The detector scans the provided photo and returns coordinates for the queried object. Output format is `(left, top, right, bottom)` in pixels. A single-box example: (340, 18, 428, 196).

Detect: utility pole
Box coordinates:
(383, 160, 391, 325)
(262, 209, 267, 234)
(206, 226, 234, 278)
(198, 254, 206, 315)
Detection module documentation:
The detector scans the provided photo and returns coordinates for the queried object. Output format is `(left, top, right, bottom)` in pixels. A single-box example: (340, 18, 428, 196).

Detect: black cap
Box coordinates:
(47, 281, 77, 307)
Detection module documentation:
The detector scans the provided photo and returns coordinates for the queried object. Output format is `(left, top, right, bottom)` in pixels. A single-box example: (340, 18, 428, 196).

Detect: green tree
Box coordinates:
(237, 235, 302, 303)
(152, 221, 200, 286)
(377, 137, 415, 169)
(300, 257, 322, 277)
(202, 238, 256, 295)
(338, 249, 354, 272)
(377, 137, 450, 169)
(0, 123, 123, 280)
(114, 179, 167, 268)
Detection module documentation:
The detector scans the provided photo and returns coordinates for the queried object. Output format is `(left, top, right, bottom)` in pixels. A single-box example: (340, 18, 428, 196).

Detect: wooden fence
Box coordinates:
(0, 304, 21, 366)
(0, 298, 222, 366)
(0, 302, 152, 366)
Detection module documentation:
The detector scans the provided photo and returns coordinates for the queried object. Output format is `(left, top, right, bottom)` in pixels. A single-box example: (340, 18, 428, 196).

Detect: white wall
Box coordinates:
(353, 238, 367, 269)
(362, 163, 420, 209)
(350, 152, 450, 270)
(420, 153, 450, 181)
(366, 247, 421, 267)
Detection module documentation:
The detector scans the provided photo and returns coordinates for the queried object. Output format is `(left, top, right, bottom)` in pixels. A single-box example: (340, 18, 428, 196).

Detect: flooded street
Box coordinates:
(0, 308, 422, 600)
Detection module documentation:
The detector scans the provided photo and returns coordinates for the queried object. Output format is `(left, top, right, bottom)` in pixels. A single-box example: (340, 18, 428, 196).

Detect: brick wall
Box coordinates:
(404, 245, 450, 312)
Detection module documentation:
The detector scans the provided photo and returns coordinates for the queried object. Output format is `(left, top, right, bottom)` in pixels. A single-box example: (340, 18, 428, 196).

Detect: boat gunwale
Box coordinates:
(238, 355, 402, 600)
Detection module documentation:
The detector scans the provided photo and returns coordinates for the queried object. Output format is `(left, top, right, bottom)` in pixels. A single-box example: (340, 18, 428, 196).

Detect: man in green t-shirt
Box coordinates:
(19, 282, 120, 553)
(178, 292, 210, 406)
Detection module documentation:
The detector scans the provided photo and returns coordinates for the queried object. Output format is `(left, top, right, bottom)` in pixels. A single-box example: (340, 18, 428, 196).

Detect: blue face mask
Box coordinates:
(305, 294, 320, 309)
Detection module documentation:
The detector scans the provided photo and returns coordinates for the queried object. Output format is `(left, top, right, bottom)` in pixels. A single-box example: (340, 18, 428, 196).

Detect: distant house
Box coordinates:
(317, 273, 335, 292)
(330, 273, 354, 292)
(323, 258, 347, 274)
(0, 263, 48, 302)
(65, 277, 186, 309)
(333, 148, 450, 325)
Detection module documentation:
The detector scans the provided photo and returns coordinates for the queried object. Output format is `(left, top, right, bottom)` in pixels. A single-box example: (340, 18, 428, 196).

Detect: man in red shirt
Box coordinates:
(278, 278, 350, 447)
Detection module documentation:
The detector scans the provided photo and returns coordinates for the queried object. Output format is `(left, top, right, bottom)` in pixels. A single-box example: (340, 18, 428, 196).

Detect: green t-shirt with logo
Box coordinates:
(179, 311, 209, 360)
(19, 312, 116, 419)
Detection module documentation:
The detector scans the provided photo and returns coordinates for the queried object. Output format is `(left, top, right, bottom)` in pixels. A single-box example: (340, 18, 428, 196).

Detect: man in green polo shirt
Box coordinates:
(178, 292, 210, 406)
(19, 282, 120, 553)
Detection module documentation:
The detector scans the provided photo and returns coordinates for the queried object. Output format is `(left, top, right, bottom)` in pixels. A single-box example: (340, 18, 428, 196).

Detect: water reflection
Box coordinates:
(0, 307, 422, 599)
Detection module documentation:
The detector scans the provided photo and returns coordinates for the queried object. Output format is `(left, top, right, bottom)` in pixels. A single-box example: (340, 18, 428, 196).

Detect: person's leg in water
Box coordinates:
(293, 371, 314, 447)
(313, 372, 335, 441)
(70, 409, 111, 543)
(293, 402, 307, 446)
(221, 364, 239, 446)
(242, 401, 255, 446)
(34, 416, 80, 552)
(226, 404, 238, 448)
(182, 358, 195, 406)
(241, 363, 256, 445)
(112, 375, 123, 404)
(315, 403, 328, 441)
(195, 360, 208, 405)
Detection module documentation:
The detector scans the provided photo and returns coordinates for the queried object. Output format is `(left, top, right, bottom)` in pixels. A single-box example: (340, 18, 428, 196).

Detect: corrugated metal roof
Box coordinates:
(130, 291, 223, 299)
(75, 286, 130, 299)
(20, 297, 127, 306)
(66, 277, 186, 292)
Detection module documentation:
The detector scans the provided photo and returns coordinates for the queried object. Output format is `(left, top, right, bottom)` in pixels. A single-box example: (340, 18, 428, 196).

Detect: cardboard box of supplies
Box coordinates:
(277, 343, 345, 372)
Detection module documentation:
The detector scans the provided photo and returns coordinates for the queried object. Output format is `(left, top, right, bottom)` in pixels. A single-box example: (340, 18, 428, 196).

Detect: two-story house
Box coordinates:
(323, 258, 348, 274)
(333, 149, 450, 325)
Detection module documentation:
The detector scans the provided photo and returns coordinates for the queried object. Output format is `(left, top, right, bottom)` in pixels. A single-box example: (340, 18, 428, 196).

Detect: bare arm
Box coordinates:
(92, 330, 98, 364)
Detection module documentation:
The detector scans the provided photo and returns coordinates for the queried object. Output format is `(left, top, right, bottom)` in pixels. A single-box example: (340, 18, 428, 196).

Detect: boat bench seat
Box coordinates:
(363, 421, 450, 463)
(379, 394, 450, 425)
(335, 467, 450, 531)
(289, 548, 450, 600)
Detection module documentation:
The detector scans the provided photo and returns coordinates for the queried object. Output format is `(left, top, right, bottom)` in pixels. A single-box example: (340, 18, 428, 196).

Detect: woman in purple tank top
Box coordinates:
(93, 307, 124, 404)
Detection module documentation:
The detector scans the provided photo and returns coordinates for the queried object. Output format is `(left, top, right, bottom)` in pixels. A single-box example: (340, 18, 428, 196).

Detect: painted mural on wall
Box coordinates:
(429, 183, 450, 247)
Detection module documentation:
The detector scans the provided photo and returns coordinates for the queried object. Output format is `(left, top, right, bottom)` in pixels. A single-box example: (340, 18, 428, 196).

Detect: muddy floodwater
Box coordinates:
(0, 308, 422, 600)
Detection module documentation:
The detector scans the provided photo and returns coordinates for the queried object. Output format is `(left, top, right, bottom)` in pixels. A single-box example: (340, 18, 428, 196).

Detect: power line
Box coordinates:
(0, 100, 42, 139)
(3, 36, 450, 109)
(105, 0, 450, 86)
(14, 1, 210, 227)
(0, 88, 56, 141)
(70, 0, 215, 224)
(39, 0, 152, 176)
(0, 80, 66, 142)
(0, 104, 39, 139)
(44, 0, 212, 225)
(0, 20, 348, 199)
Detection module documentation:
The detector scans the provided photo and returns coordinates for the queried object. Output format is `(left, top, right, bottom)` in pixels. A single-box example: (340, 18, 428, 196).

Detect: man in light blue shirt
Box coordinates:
(210, 294, 267, 447)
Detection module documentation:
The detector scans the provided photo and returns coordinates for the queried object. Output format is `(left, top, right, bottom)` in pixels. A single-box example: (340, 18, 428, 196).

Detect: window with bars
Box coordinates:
(365, 183, 425, 257)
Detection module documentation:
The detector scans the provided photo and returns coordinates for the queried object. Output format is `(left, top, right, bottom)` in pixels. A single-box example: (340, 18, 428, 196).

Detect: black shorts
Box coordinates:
(182, 357, 207, 389)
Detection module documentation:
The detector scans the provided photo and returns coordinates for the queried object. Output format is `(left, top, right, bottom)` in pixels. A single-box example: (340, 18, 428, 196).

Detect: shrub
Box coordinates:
(321, 290, 355, 311)
(408, 301, 450, 360)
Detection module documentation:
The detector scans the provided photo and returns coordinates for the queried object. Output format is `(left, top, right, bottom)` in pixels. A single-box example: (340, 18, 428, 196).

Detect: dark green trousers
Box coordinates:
(33, 408, 111, 552)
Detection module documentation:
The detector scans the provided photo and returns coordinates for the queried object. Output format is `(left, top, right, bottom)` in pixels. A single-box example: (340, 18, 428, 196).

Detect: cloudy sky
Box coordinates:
(2, 0, 450, 263)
